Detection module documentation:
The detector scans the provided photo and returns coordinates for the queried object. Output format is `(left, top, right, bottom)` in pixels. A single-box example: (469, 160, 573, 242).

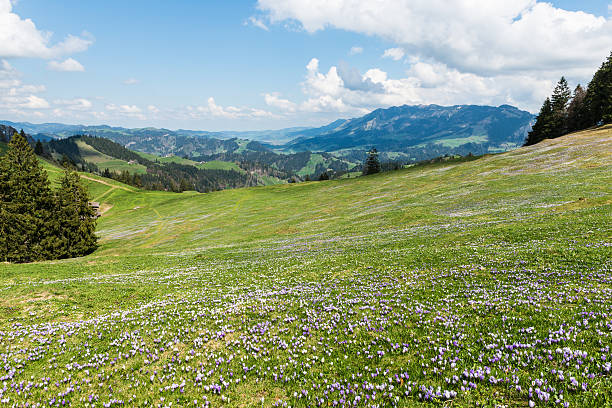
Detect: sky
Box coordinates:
(0, 0, 611, 131)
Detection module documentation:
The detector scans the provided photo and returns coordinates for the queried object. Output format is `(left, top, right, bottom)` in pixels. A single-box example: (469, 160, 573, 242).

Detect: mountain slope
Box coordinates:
(1, 126, 610, 407)
(283, 104, 534, 157)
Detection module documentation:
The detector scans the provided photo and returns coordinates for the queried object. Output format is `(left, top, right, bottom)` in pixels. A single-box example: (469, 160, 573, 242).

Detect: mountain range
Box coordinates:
(1, 103, 534, 164)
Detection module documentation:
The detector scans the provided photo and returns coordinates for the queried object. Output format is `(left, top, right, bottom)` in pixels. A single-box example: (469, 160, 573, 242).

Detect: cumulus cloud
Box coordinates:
(257, 0, 611, 74)
(0, 59, 51, 111)
(337, 62, 385, 93)
(262, 57, 553, 116)
(264, 92, 297, 112)
(257, 0, 612, 112)
(147, 105, 160, 114)
(105, 103, 146, 120)
(382, 47, 405, 61)
(47, 58, 85, 72)
(195, 97, 275, 119)
(0, 0, 93, 59)
(349, 46, 363, 55)
(54, 98, 92, 110)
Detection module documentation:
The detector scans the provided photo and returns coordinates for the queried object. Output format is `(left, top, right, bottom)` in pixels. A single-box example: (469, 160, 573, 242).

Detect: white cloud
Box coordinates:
(147, 105, 160, 114)
(54, 98, 92, 110)
(0, 0, 93, 58)
(0, 59, 50, 111)
(246, 16, 269, 31)
(382, 47, 405, 61)
(105, 103, 145, 120)
(195, 97, 275, 119)
(124, 78, 139, 85)
(5, 94, 50, 109)
(257, 1, 611, 74)
(261, 57, 553, 117)
(106, 104, 142, 114)
(264, 92, 297, 112)
(47, 58, 85, 72)
(257, 0, 612, 111)
(349, 46, 363, 55)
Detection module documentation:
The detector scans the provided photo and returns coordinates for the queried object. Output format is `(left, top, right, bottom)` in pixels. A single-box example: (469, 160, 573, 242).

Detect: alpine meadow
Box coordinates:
(0, 1, 611, 408)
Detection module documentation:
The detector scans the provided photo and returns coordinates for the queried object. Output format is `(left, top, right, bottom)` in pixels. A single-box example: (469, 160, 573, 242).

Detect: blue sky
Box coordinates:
(1, 0, 611, 130)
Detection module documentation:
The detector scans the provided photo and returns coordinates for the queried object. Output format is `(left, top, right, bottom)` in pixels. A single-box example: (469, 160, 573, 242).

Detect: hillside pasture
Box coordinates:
(0, 127, 610, 407)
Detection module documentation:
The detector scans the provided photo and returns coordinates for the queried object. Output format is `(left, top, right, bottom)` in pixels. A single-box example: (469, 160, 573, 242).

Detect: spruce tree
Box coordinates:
(55, 171, 98, 258)
(550, 77, 572, 137)
(585, 52, 612, 125)
(525, 98, 555, 146)
(566, 84, 588, 133)
(34, 140, 44, 156)
(362, 148, 381, 175)
(0, 132, 55, 262)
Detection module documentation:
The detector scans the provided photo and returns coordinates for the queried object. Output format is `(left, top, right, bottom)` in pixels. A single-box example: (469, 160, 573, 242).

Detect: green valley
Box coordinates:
(0, 126, 610, 407)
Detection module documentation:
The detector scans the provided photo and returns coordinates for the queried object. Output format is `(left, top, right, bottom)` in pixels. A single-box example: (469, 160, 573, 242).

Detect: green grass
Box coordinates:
(296, 153, 326, 176)
(197, 160, 244, 172)
(136, 151, 198, 166)
(136, 151, 246, 173)
(0, 126, 611, 407)
(74, 140, 148, 174)
(433, 134, 488, 147)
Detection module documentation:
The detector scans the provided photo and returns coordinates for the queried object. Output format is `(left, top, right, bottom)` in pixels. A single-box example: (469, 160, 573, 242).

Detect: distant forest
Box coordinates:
(45, 136, 263, 193)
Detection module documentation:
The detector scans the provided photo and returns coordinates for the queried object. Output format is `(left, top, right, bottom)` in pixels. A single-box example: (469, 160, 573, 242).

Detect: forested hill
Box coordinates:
(280, 104, 534, 157)
(1, 103, 533, 164)
(43, 136, 277, 193)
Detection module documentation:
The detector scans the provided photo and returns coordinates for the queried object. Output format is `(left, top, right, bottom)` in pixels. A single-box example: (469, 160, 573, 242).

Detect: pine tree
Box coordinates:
(585, 52, 612, 125)
(34, 140, 44, 155)
(550, 77, 572, 137)
(55, 171, 98, 258)
(362, 148, 381, 175)
(525, 98, 555, 146)
(566, 85, 588, 133)
(179, 178, 190, 192)
(0, 132, 56, 262)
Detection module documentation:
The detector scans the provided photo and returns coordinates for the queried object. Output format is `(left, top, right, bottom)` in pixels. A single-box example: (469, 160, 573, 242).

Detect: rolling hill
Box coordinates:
(0, 125, 609, 407)
(44, 135, 282, 192)
(281, 104, 534, 158)
(2, 104, 533, 167)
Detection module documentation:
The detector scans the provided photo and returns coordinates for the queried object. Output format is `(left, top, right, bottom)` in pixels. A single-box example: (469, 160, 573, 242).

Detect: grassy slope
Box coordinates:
(0, 126, 611, 407)
(75, 139, 148, 174)
(136, 151, 246, 172)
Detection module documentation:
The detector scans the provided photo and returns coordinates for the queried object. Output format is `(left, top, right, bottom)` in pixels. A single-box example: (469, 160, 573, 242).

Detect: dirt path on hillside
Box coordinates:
(79, 175, 134, 192)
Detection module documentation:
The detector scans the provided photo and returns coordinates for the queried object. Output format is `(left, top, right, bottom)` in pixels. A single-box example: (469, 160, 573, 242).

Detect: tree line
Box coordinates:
(45, 136, 260, 193)
(0, 133, 97, 263)
(526, 52, 612, 146)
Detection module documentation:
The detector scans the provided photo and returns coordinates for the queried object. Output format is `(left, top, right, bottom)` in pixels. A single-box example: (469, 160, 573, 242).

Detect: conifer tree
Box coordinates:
(34, 140, 44, 156)
(550, 77, 572, 137)
(55, 171, 98, 258)
(362, 148, 381, 175)
(525, 98, 555, 146)
(566, 84, 588, 133)
(585, 52, 612, 125)
(0, 132, 55, 262)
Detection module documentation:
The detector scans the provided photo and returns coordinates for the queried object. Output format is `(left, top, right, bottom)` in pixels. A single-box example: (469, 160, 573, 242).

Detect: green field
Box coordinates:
(74, 140, 148, 174)
(136, 151, 245, 173)
(0, 127, 611, 407)
(434, 134, 489, 148)
(197, 160, 244, 172)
